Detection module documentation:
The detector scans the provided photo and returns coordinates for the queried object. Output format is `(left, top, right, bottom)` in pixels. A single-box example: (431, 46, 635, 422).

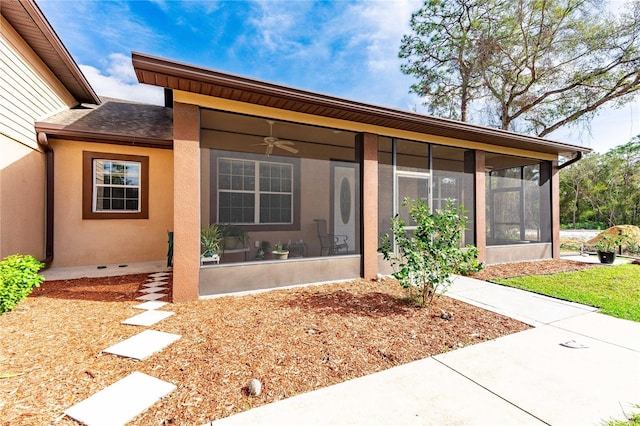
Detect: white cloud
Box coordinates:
(245, 1, 321, 62)
(80, 54, 163, 105)
(549, 100, 640, 153)
(347, 0, 421, 73)
(104, 53, 139, 84)
(331, 0, 424, 109)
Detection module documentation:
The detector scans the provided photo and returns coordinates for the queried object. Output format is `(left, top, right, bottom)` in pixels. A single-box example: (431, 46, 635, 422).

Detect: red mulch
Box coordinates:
(1, 259, 587, 424)
(469, 259, 599, 281)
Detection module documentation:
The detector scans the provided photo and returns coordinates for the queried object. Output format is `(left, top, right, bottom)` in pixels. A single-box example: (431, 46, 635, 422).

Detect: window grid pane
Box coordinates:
(219, 158, 293, 224)
(94, 159, 141, 212)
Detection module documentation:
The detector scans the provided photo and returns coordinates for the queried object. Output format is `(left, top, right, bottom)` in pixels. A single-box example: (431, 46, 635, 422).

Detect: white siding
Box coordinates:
(0, 20, 69, 150)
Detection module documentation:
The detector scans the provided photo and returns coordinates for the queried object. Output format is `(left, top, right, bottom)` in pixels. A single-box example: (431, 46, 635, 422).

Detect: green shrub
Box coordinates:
(626, 239, 640, 256)
(0, 254, 44, 314)
(560, 240, 583, 252)
(560, 221, 606, 230)
(379, 198, 482, 308)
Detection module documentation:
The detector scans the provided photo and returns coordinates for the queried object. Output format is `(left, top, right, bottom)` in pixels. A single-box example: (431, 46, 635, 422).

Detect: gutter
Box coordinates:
(557, 151, 583, 170)
(37, 132, 54, 266)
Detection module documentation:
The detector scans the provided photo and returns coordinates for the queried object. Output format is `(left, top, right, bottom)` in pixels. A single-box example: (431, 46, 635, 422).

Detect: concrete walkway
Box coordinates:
(208, 276, 640, 426)
(41, 260, 169, 281)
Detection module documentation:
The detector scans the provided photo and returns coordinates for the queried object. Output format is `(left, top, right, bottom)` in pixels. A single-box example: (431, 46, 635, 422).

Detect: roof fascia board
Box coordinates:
(16, 0, 100, 105)
(175, 90, 558, 161)
(35, 122, 172, 149)
(133, 52, 590, 157)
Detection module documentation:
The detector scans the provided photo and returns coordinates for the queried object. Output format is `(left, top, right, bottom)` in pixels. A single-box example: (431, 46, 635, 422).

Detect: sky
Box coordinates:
(37, 0, 639, 154)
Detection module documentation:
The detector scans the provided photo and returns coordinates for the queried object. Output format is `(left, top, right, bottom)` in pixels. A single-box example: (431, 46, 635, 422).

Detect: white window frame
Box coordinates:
(217, 157, 294, 225)
(92, 159, 142, 213)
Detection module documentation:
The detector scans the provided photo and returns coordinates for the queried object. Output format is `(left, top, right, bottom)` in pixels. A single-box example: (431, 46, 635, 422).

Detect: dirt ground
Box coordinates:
(0, 260, 590, 425)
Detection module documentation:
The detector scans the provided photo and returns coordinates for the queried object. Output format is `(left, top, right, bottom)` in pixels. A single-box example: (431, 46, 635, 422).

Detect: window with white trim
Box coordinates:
(93, 159, 141, 212)
(82, 151, 148, 220)
(218, 158, 293, 224)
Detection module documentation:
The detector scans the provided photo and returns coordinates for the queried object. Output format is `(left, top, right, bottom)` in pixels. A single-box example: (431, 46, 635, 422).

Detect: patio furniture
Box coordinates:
(201, 253, 220, 265)
(314, 219, 348, 256)
(284, 241, 308, 258)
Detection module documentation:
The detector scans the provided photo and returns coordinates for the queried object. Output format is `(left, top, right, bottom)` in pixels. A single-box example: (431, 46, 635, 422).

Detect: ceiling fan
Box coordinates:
(255, 120, 299, 156)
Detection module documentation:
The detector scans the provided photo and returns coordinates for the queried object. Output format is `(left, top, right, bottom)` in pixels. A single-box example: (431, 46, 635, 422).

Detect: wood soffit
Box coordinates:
(2, 0, 100, 105)
(132, 52, 591, 157)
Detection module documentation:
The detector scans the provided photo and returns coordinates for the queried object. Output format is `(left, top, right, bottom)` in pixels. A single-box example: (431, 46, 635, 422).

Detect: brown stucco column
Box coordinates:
(474, 150, 487, 263)
(361, 133, 378, 279)
(172, 102, 200, 302)
(551, 160, 561, 259)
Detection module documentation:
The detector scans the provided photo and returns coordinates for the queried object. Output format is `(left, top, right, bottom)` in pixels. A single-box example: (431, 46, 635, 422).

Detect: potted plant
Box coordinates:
(593, 233, 625, 264)
(256, 241, 271, 260)
(272, 242, 289, 260)
(218, 224, 250, 251)
(201, 224, 222, 263)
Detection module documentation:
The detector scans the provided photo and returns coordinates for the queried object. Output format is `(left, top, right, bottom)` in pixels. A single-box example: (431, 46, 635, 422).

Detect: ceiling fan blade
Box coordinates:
(275, 140, 296, 146)
(276, 144, 299, 154)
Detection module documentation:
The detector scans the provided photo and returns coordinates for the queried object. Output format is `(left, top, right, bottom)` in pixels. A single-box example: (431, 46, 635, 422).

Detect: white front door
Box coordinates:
(333, 165, 356, 253)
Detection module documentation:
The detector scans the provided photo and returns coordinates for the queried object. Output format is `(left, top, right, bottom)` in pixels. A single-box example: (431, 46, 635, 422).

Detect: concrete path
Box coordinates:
(208, 276, 640, 426)
(41, 260, 169, 280)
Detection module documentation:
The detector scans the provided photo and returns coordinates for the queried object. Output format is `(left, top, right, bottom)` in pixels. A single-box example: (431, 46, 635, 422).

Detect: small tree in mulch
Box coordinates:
(379, 198, 482, 308)
(0, 254, 44, 314)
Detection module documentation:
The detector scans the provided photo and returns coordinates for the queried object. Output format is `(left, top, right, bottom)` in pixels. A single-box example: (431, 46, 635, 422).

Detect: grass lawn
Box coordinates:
(493, 264, 640, 322)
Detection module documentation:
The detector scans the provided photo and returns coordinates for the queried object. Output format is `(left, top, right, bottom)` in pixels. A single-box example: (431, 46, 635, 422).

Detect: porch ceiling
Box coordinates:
(132, 52, 591, 158)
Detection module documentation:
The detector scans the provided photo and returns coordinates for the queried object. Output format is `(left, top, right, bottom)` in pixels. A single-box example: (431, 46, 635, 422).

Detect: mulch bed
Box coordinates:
(0, 259, 585, 425)
(469, 259, 599, 281)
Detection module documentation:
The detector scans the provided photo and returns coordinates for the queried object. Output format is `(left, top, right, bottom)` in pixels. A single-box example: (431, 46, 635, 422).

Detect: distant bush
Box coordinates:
(626, 239, 640, 256)
(560, 240, 583, 252)
(0, 254, 44, 314)
(560, 221, 607, 230)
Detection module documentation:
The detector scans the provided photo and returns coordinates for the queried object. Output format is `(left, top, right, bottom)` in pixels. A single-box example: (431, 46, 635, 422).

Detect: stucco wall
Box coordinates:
(485, 243, 552, 264)
(0, 137, 45, 259)
(49, 139, 174, 267)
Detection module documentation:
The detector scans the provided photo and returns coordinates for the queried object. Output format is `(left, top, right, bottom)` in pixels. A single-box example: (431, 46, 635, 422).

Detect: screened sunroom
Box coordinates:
(132, 51, 590, 301)
(199, 110, 362, 294)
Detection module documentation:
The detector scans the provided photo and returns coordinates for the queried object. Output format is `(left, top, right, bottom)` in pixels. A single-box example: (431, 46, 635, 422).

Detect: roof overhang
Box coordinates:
(2, 0, 100, 105)
(132, 51, 591, 158)
(35, 99, 173, 149)
(35, 121, 172, 149)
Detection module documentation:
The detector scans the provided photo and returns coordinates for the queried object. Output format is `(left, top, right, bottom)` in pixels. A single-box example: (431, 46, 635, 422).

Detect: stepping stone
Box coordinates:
(147, 276, 168, 281)
(143, 281, 167, 287)
(139, 286, 167, 294)
(64, 371, 176, 426)
(103, 330, 181, 360)
(122, 310, 174, 327)
(133, 301, 168, 310)
(136, 293, 166, 301)
(149, 272, 170, 278)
